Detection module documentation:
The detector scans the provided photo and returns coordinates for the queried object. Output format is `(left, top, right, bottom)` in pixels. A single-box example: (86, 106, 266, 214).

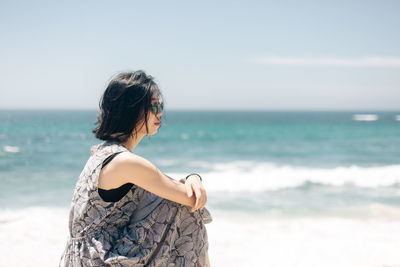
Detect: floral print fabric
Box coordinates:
(60, 141, 211, 267)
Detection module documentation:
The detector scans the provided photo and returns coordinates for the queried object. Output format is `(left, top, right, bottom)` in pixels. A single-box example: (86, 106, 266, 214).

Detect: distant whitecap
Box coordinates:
(196, 162, 400, 192)
(353, 114, 378, 121)
(396, 115, 400, 121)
(180, 133, 189, 140)
(3, 146, 20, 153)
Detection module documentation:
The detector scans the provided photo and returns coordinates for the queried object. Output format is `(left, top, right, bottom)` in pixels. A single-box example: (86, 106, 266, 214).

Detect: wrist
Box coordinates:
(185, 173, 202, 182)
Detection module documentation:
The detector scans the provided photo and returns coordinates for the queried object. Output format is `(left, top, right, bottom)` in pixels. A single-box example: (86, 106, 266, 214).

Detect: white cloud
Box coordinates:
(254, 56, 400, 67)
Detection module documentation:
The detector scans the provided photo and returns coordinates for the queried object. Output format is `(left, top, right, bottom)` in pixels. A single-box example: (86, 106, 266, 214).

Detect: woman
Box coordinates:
(60, 71, 212, 267)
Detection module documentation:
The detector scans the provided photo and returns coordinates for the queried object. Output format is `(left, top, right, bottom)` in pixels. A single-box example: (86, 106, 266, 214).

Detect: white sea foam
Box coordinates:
(208, 210, 400, 267)
(353, 114, 378, 121)
(0, 207, 69, 267)
(3, 145, 20, 153)
(396, 115, 400, 121)
(168, 163, 400, 192)
(1, 207, 400, 267)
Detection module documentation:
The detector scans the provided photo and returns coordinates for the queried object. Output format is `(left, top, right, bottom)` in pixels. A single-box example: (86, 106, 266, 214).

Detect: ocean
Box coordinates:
(1, 110, 400, 267)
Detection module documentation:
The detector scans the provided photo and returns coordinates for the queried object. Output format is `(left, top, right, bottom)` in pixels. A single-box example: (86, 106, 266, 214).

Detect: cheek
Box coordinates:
(146, 115, 156, 128)
(136, 114, 149, 132)
(148, 113, 156, 122)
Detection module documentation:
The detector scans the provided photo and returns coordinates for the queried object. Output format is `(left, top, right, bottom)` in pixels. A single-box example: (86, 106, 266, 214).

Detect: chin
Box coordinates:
(149, 129, 158, 135)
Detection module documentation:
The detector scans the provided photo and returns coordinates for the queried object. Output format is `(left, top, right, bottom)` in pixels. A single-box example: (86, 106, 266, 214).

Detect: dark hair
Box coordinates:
(92, 70, 163, 143)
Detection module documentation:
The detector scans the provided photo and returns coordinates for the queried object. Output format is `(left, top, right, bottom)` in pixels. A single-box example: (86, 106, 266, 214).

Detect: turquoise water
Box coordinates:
(1, 110, 400, 216)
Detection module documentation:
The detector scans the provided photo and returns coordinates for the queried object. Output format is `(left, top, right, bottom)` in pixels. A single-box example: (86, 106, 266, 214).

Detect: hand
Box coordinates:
(185, 175, 207, 212)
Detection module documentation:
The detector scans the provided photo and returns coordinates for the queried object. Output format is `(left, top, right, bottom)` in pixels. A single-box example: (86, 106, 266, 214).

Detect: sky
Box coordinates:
(0, 0, 399, 110)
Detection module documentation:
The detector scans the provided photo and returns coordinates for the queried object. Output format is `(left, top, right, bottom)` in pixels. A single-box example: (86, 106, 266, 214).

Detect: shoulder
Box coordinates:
(111, 151, 158, 174)
(116, 152, 154, 166)
(99, 151, 159, 189)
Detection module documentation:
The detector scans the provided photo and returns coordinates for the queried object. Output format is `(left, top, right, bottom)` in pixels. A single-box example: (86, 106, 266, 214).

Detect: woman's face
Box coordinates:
(137, 92, 163, 136)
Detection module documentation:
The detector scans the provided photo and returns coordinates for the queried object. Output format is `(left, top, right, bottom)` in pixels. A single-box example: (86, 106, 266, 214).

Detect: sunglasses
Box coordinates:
(150, 102, 164, 115)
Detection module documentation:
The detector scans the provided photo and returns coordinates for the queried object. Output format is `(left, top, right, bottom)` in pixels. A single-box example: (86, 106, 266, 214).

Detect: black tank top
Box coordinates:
(98, 151, 133, 202)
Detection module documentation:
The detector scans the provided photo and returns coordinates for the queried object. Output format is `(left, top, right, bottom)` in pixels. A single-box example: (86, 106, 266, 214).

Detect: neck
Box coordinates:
(122, 132, 145, 151)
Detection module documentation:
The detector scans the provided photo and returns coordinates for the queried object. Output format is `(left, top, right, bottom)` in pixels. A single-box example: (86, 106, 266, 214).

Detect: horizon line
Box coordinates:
(1, 108, 400, 112)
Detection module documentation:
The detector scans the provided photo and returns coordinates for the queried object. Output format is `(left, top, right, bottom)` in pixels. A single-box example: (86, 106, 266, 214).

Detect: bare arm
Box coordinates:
(165, 173, 207, 212)
(106, 152, 196, 208)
